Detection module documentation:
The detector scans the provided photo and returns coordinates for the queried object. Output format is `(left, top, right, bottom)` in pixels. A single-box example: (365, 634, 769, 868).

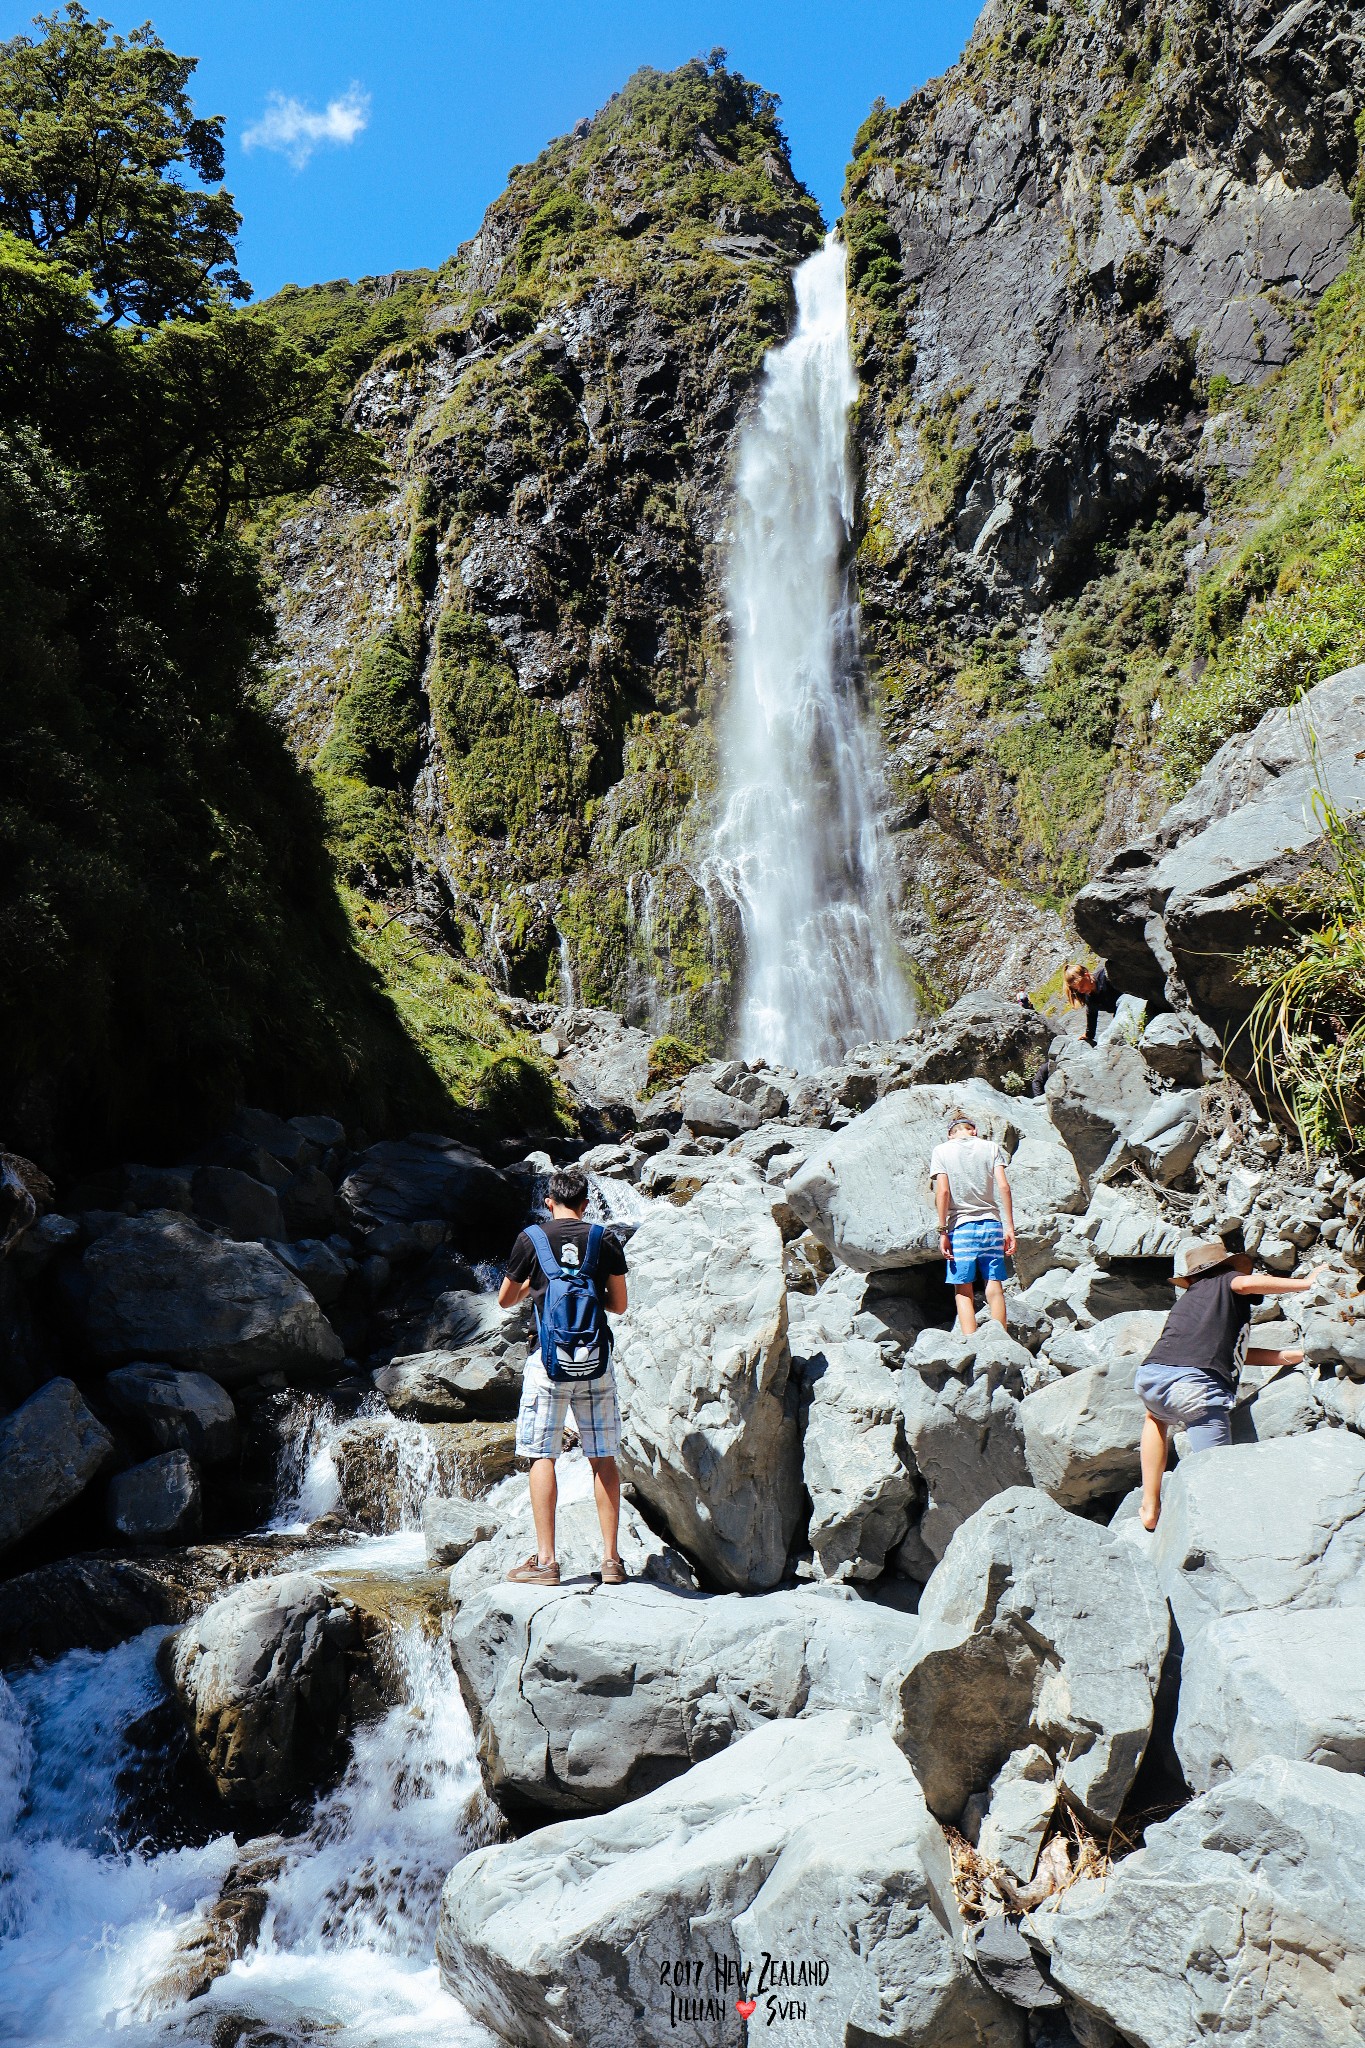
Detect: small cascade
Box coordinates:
(0, 1625, 495, 2047)
(709, 234, 912, 1070)
(271, 1392, 471, 1551)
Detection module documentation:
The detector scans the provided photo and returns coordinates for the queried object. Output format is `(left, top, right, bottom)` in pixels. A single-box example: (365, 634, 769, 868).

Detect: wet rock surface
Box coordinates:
(167, 1571, 359, 1809)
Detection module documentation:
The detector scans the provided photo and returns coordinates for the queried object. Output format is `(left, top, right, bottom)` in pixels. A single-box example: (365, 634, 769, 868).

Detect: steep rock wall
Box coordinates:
(263, 60, 821, 1040)
(847, 0, 1365, 1001)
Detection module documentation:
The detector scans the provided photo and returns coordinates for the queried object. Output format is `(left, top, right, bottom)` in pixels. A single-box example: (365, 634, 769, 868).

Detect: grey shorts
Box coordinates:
(1134, 1362, 1234, 1452)
(515, 1360, 621, 1460)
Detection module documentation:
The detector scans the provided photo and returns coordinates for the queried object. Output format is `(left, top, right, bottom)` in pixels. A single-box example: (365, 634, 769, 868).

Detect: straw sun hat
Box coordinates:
(1172, 1240, 1239, 1289)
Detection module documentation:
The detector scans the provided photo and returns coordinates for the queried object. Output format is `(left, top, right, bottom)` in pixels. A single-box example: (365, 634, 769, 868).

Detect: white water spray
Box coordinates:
(710, 236, 911, 1069)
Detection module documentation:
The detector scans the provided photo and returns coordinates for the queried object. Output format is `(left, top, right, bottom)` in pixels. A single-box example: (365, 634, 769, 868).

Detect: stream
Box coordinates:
(0, 1399, 501, 2048)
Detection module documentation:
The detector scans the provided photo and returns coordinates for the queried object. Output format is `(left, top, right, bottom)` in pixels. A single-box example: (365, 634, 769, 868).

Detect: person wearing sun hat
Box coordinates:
(1133, 1238, 1340, 1529)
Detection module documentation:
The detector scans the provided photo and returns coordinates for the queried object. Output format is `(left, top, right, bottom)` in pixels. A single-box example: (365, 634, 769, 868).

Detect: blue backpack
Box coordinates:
(525, 1223, 612, 1382)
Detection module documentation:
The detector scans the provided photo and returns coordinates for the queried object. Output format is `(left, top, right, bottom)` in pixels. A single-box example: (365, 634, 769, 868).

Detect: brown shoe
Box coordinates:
(599, 1556, 627, 1584)
(506, 1555, 560, 1586)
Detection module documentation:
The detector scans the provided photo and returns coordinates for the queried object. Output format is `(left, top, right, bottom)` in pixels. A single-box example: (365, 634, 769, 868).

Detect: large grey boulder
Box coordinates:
(800, 1339, 914, 1581)
(438, 1712, 1021, 2048)
(1075, 666, 1365, 1040)
(901, 1356, 1031, 1560)
(1101, 1088, 1204, 1187)
(448, 1455, 697, 1600)
(107, 1450, 202, 1543)
(1175, 1607, 1365, 1792)
(1302, 1305, 1365, 1379)
(374, 1340, 523, 1422)
(104, 1364, 239, 1463)
(1042, 1309, 1166, 1377)
(897, 991, 1054, 1092)
(422, 1497, 499, 1566)
(263, 1236, 348, 1307)
(546, 1007, 652, 1133)
(338, 1134, 520, 1244)
(81, 1212, 343, 1385)
(886, 1488, 1168, 1826)
(1028, 1758, 1365, 2048)
(1019, 1344, 1148, 1507)
(190, 1166, 286, 1244)
(449, 1579, 920, 1815)
(1142, 1430, 1365, 1643)
(677, 1075, 762, 1138)
(1079, 1188, 1184, 1263)
(1138, 1011, 1203, 1086)
(785, 1083, 1083, 1272)
(167, 1571, 357, 1808)
(0, 1377, 115, 1554)
(614, 1177, 802, 1592)
(1044, 1037, 1153, 1185)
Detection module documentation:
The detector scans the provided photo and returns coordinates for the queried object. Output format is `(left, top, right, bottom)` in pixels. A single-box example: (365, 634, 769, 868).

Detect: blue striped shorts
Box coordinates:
(945, 1217, 1007, 1285)
(515, 1360, 621, 1459)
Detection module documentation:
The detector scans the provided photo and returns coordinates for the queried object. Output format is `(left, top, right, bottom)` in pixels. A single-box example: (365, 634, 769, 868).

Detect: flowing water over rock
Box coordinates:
(0, 1401, 497, 2047)
(709, 235, 911, 1070)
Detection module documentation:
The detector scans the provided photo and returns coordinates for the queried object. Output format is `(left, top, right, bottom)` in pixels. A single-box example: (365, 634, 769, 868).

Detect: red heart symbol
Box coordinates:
(736, 1998, 757, 2019)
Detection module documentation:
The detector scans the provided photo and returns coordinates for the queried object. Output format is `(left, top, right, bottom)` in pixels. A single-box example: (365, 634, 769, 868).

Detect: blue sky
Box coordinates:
(2, 1, 984, 300)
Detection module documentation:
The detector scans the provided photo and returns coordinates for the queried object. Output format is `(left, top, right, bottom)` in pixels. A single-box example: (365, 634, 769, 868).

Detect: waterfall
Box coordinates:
(0, 1626, 494, 2047)
(709, 235, 912, 1070)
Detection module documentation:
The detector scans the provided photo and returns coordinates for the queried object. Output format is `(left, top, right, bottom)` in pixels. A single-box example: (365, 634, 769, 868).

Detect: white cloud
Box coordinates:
(242, 84, 371, 170)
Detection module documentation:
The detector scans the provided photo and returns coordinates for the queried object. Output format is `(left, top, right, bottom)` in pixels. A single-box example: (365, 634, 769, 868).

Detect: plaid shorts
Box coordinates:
(945, 1217, 1008, 1285)
(515, 1358, 621, 1459)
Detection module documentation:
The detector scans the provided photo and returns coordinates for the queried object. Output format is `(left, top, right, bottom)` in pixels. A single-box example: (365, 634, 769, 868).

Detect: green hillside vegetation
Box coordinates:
(258, 55, 821, 1040)
(0, 5, 553, 1164)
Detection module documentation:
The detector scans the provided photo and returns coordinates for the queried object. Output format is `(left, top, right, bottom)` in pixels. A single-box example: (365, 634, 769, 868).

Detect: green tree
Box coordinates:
(0, 7, 444, 1165)
(0, 2, 244, 325)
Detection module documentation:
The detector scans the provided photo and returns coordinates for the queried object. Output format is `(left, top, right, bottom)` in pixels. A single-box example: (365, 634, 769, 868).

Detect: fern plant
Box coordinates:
(1241, 779, 1365, 1159)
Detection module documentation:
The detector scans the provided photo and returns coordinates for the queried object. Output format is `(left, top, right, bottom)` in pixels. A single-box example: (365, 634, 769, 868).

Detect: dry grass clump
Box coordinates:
(946, 1807, 1110, 1923)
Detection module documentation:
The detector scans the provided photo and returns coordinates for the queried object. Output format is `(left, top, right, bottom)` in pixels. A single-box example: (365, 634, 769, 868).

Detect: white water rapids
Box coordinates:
(709, 235, 911, 1069)
(0, 1402, 498, 2048)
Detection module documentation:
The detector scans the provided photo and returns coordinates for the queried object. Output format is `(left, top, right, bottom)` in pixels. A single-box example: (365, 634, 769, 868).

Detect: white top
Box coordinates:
(929, 1136, 1006, 1227)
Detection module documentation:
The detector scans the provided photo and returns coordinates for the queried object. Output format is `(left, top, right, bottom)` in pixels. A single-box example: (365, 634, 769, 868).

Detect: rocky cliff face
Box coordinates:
(264, 59, 820, 1039)
(263, 19, 1365, 1039)
(846, 0, 1365, 999)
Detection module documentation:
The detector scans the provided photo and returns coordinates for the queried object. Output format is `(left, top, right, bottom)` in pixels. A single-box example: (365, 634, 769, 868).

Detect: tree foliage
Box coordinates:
(0, 5, 446, 1164)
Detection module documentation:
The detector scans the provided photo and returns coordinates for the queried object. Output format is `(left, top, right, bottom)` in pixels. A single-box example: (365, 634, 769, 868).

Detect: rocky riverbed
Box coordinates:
(3, 681, 1365, 2046)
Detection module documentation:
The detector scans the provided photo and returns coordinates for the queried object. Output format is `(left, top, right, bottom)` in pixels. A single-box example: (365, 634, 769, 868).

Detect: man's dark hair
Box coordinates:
(548, 1166, 590, 1212)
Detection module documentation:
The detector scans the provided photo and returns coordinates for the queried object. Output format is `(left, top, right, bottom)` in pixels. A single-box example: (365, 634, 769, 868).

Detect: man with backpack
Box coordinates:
(497, 1167, 630, 1585)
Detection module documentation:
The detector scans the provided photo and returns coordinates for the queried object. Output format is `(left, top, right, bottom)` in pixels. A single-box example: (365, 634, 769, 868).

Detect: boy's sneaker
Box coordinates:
(506, 1555, 560, 1585)
(599, 1556, 626, 1584)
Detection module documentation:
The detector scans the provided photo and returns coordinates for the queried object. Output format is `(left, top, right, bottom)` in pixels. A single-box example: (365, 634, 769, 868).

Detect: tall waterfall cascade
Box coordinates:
(708, 235, 912, 1070)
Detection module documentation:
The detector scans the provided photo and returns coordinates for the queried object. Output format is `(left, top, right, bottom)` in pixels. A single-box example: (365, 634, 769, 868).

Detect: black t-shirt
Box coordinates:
(1143, 1269, 1252, 1386)
(1084, 966, 1121, 1044)
(504, 1218, 628, 1319)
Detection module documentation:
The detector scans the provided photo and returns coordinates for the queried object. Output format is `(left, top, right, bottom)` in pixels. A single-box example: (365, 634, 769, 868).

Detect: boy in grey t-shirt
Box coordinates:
(930, 1112, 1016, 1334)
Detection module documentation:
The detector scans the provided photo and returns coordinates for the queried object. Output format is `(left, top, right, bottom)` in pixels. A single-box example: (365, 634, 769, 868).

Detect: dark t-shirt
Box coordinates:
(1084, 966, 1121, 1045)
(504, 1218, 628, 1320)
(1143, 1269, 1252, 1386)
